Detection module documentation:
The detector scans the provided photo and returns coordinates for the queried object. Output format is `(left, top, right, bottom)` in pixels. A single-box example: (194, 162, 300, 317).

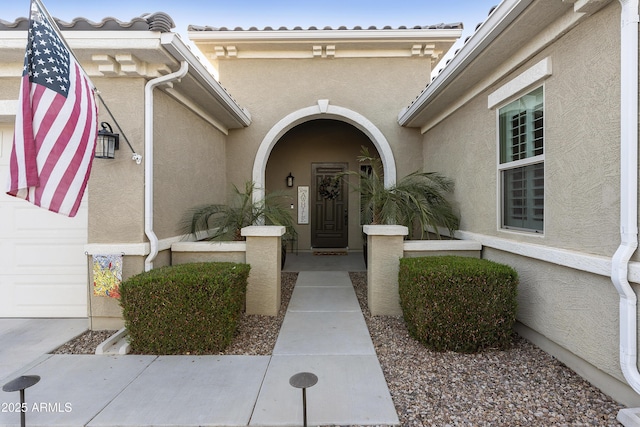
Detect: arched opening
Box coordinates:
(253, 101, 396, 251)
(266, 119, 375, 250)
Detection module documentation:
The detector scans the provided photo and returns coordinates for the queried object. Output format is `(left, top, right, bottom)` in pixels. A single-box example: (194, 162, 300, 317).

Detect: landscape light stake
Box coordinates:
(2, 375, 40, 427)
(289, 372, 318, 427)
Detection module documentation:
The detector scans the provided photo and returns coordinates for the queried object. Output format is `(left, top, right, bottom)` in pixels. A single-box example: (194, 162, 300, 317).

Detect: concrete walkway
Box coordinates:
(251, 271, 398, 426)
(0, 267, 399, 426)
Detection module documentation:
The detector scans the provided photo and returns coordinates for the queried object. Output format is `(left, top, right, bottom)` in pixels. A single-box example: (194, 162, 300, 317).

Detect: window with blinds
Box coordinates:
(498, 86, 544, 232)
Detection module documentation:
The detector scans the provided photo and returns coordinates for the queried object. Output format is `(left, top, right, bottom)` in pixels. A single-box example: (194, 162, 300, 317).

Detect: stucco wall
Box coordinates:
(422, 93, 496, 236)
(420, 2, 637, 404)
(153, 90, 228, 239)
(423, 2, 621, 258)
(88, 77, 146, 244)
(0, 77, 19, 99)
(88, 80, 229, 244)
(485, 248, 621, 377)
(541, 2, 620, 257)
(86, 78, 231, 327)
(220, 57, 428, 192)
(484, 247, 640, 406)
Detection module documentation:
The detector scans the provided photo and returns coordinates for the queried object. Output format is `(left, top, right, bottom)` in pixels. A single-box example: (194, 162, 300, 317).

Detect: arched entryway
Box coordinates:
(252, 100, 396, 251)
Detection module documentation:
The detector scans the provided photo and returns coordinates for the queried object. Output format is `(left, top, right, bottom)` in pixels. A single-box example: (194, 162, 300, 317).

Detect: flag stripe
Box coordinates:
(37, 86, 82, 206)
(7, 77, 38, 191)
(49, 65, 97, 213)
(5, 0, 97, 217)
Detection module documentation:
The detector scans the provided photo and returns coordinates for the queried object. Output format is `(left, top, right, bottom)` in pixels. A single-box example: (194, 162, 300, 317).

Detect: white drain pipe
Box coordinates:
(144, 61, 189, 271)
(612, 0, 640, 393)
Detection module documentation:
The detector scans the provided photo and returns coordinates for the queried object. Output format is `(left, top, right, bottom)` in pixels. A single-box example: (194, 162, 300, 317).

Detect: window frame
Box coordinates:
(496, 86, 545, 234)
(489, 58, 551, 236)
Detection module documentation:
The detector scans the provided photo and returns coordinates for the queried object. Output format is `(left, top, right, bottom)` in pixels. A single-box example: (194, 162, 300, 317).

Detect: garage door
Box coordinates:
(0, 124, 88, 317)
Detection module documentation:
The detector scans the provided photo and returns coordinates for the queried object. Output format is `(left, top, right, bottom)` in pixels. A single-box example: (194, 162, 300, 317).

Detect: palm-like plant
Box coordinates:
(183, 181, 295, 241)
(347, 147, 459, 239)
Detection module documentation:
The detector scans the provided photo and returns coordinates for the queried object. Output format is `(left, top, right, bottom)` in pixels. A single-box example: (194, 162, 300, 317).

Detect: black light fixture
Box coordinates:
(95, 122, 120, 159)
(286, 172, 294, 187)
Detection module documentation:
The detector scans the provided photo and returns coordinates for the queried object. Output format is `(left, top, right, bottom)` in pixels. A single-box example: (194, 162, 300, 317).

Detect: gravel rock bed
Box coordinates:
(349, 272, 623, 427)
(218, 271, 297, 355)
(55, 271, 624, 426)
(52, 330, 117, 354)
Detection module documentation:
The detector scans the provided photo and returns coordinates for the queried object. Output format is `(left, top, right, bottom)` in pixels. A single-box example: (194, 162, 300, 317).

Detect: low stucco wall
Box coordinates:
(174, 227, 284, 316)
(403, 240, 482, 259)
(171, 241, 246, 265)
(88, 229, 284, 328)
(483, 247, 640, 407)
(365, 225, 482, 316)
(242, 226, 284, 316)
(366, 225, 408, 316)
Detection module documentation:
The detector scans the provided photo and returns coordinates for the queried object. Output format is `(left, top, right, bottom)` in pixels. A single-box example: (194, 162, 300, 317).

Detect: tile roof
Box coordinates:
(0, 12, 175, 32)
(187, 23, 463, 32)
(403, 4, 498, 112)
(0, 13, 462, 35)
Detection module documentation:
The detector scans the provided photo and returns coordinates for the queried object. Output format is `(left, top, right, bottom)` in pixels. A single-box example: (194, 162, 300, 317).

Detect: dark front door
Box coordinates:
(311, 163, 348, 248)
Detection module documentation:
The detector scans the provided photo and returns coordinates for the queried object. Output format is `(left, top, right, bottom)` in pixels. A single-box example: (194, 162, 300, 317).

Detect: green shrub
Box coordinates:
(119, 262, 250, 355)
(399, 256, 518, 353)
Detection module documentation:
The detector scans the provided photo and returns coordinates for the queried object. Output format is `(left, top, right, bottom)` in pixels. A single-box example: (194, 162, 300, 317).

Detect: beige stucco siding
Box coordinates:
(221, 57, 428, 190)
(86, 78, 233, 327)
(89, 77, 146, 244)
(153, 90, 228, 239)
(542, 2, 621, 257)
(424, 2, 621, 258)
(0, 77, 20, 99)
(88, 80, 229, 243)
(420, 2, 638, 404)
(422, 94, 497, 236)
(485, 247, 621, 380)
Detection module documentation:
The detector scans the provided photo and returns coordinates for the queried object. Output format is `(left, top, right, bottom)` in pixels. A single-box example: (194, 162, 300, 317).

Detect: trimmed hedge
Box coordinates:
(399, 256, 518, 353)
(119, 262, 250, 355)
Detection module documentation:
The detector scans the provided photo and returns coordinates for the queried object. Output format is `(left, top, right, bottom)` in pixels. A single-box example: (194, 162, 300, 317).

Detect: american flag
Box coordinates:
(5, 0, 98, 217)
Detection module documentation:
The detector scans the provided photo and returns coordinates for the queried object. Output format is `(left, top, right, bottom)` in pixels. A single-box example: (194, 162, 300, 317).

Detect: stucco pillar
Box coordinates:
(364, 225, 408, 316)
(241, 225, 285, 316)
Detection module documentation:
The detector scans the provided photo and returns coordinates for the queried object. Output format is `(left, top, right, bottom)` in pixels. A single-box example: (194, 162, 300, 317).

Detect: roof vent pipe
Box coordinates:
(144, 61, 189, 271)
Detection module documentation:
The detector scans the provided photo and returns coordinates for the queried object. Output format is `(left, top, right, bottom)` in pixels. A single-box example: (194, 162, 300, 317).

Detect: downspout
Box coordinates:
(612, 0, 640, 393)
(144, 61, 189, 271)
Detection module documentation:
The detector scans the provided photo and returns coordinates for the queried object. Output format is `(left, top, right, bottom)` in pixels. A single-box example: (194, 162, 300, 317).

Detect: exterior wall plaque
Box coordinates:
(298, 186, 309, 224)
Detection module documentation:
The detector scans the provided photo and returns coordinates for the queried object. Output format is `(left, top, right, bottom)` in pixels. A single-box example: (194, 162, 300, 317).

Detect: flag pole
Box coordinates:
(31, 0, 142, 164)
(96, 94, 142, 164)
(30, 0, 93, 89)
(9, 0, 100, 216)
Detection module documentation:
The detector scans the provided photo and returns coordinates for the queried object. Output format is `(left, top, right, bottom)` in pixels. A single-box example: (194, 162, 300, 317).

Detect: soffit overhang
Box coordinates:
(397, 0, 612, 130)
(188, 26, 463, 63)
(0, 15, 251, 130)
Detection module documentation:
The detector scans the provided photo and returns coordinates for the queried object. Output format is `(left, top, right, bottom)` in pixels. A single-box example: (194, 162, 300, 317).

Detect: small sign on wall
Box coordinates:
(298, 186, 309, 224)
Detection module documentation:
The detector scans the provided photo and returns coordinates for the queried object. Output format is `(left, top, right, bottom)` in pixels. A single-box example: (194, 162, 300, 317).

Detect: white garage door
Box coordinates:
(0, 124, 88, 317)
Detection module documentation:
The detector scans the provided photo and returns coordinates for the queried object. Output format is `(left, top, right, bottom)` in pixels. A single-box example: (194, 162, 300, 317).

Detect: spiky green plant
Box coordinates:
(346, 147, 459, 239)
(183, 181, 295, 241)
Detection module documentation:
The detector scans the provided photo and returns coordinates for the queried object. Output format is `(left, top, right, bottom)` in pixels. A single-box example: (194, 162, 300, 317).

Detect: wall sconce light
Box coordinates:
(286, 172, 294, 187)
(95, 122, 120, 159)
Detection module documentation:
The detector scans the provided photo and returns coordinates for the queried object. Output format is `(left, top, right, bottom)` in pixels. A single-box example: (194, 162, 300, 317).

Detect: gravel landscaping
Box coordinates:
(348, 272, 623, 427)
(52, 329, 117, 354)
(54, 271, 624, 426)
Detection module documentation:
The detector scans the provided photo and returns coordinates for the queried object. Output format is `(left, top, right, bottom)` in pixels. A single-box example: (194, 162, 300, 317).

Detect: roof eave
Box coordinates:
(398, 0, 534, 128)
(160, 33, 252, 128)
(188, 27, 463, 43)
